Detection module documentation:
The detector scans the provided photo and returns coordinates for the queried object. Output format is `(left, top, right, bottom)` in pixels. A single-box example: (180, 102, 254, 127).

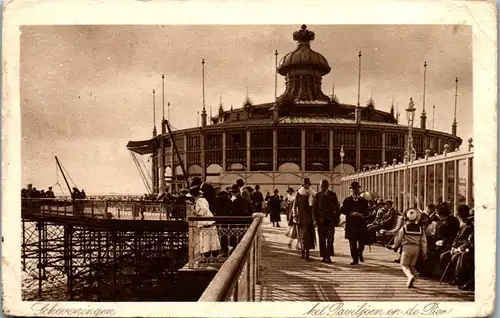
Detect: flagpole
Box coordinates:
(274, 50, 278, 101)
(357, 51, 362, 107)
(452, 77, 458, 136)
(421, 61, 427, 129)
(152, 89, 157, 136)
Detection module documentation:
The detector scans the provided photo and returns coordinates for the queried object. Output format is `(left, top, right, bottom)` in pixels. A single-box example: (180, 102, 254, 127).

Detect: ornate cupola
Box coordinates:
(276, 25, 331, 103)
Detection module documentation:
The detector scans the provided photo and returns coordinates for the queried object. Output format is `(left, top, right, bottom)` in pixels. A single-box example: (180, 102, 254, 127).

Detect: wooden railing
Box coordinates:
(341, 140, 474, 214)
(198, 213, 263, 301)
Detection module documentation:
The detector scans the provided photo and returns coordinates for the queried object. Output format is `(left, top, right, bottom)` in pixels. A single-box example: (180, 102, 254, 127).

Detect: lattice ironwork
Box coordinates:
(188, 222, 252, 269)
(21, 200, 189, 301)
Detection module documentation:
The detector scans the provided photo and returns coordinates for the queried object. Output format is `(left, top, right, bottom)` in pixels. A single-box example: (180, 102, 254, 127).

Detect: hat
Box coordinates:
(406, 208, 419, 221)
(245, 186, 254, 192)
(236, 179, 245, 187)
(188, 185, 202, 197)
(349, 181, 361, 189)
(303, 178, 312, 185)
(218, 190, 229, 196)
(287, 187, 294, 193)
(190, 177, 202, 187)
(437, 202, 451, 216)
(385, 199, 393, 204)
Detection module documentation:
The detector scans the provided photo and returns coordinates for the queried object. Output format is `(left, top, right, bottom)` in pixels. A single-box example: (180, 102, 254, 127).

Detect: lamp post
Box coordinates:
(404, 98, 417, 163)
(340, 145, 345, 173)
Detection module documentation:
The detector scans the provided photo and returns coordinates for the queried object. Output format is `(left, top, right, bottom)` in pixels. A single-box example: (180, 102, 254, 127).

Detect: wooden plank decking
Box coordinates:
(256, 220, 474, 302)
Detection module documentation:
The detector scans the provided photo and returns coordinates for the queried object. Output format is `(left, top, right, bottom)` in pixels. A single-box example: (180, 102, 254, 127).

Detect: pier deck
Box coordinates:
(256, 220, 474, 302)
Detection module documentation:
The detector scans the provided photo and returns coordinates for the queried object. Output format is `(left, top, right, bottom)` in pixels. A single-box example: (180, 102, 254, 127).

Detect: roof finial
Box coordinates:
(293, 24, 315, 43)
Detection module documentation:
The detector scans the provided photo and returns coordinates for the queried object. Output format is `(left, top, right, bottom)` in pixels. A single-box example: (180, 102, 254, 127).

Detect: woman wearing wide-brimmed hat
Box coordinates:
(292, 178, 317, 261)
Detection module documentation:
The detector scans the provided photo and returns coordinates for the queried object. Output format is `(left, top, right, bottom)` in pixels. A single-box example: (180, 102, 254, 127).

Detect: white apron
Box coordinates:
(194, 197, 221, 254)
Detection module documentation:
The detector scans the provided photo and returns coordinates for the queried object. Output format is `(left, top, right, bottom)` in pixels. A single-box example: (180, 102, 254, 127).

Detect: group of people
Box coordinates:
(24, 176, 473, 290)
(21, 184, 88, 200)
(21, 184, 55, 199)
(387, 201, 474, 290)
(187, 177, 265, 258)
(278, 179, 474, 291)
(282, 178, 341, 263)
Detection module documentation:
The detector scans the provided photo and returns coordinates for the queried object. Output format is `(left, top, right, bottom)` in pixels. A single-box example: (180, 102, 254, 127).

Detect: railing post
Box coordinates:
(433, 164, 437, 205)
(442, 162, 447, 204)
(187, 201, 199, 268)
(453, 159, 459, 215)
(423, 165, 428, 209)
(247, 256, 251, 301)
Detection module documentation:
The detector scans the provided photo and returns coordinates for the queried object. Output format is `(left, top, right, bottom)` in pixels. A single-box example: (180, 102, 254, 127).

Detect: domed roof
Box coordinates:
(277, 25, 331, 76)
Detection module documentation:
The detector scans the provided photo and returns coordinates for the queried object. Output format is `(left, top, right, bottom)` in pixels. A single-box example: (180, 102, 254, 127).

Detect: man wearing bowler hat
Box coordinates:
(341, 181, 369, 265)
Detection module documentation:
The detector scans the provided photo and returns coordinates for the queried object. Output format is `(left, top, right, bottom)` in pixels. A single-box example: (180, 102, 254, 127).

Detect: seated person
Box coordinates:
(455, 229, 474, 291)
(427, 204, 439, 222)
(368, 199, 397, 239)
(439, 204, 473, 285)
(419, 203, 460, 277)
(435, 203, 460, 252)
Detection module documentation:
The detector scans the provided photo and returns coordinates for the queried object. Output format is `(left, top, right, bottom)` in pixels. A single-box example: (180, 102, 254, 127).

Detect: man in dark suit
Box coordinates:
(439, 204, 473, 284)
(251, 185, 264, 213)
(312, 180, 340, 263)
(340, 181, 369, 265)
(435, 203, 460, 252)
(456, 229, 474, 291)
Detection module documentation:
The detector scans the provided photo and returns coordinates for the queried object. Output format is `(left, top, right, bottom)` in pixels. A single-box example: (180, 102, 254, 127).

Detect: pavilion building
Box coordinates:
(127, 25, 461, 195)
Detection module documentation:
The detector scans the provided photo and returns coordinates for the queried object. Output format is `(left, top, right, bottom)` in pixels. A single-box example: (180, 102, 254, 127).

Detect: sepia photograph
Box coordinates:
(2, 1, 497, 317)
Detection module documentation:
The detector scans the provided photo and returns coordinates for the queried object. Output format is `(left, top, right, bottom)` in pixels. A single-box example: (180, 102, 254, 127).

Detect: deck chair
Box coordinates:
(376, 213, 404, 245)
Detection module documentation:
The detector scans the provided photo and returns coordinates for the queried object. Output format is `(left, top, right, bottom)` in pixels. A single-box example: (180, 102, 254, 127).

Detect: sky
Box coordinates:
(21, 24, 472, 195)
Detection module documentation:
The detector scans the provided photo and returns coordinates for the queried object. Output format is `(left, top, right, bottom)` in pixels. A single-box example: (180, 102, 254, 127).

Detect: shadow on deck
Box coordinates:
(256, 220, 474, 302)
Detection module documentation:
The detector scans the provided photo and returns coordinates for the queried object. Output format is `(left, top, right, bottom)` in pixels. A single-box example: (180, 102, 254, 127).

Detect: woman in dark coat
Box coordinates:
(268, 189, 282, 227)
(293, 178, 317, 261)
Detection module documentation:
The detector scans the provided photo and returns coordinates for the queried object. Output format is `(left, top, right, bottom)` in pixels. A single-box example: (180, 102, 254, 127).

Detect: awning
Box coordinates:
(127, 139, 154, 155)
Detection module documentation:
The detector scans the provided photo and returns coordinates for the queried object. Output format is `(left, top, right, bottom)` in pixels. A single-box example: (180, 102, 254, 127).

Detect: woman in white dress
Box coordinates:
(191, 186, 221, 259)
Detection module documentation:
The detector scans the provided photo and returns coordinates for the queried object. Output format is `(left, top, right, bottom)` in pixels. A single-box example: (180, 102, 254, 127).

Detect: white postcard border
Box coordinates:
(2, 1, 497, 317)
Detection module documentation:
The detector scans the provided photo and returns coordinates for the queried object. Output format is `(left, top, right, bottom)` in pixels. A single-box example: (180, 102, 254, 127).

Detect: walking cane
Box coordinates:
(384, 233, 397, 249)
(439, 259, 452, 284)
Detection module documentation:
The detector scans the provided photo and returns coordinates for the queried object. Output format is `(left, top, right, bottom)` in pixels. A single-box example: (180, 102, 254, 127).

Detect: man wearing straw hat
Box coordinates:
(340, 181, 369, 265)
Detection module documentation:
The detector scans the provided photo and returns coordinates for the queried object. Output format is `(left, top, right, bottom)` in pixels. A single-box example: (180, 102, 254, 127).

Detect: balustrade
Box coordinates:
(340, 140, 474, 214)
(21, 198, 187, 221)
(198, 213, 263, 301)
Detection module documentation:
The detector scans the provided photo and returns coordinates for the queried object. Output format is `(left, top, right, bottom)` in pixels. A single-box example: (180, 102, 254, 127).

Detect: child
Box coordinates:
(392, 208, 428, 288)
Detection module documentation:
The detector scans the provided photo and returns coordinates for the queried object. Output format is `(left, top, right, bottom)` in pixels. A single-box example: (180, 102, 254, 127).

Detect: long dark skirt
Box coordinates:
(270, 208, 281, 222)
(298, 223, 316, 250)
